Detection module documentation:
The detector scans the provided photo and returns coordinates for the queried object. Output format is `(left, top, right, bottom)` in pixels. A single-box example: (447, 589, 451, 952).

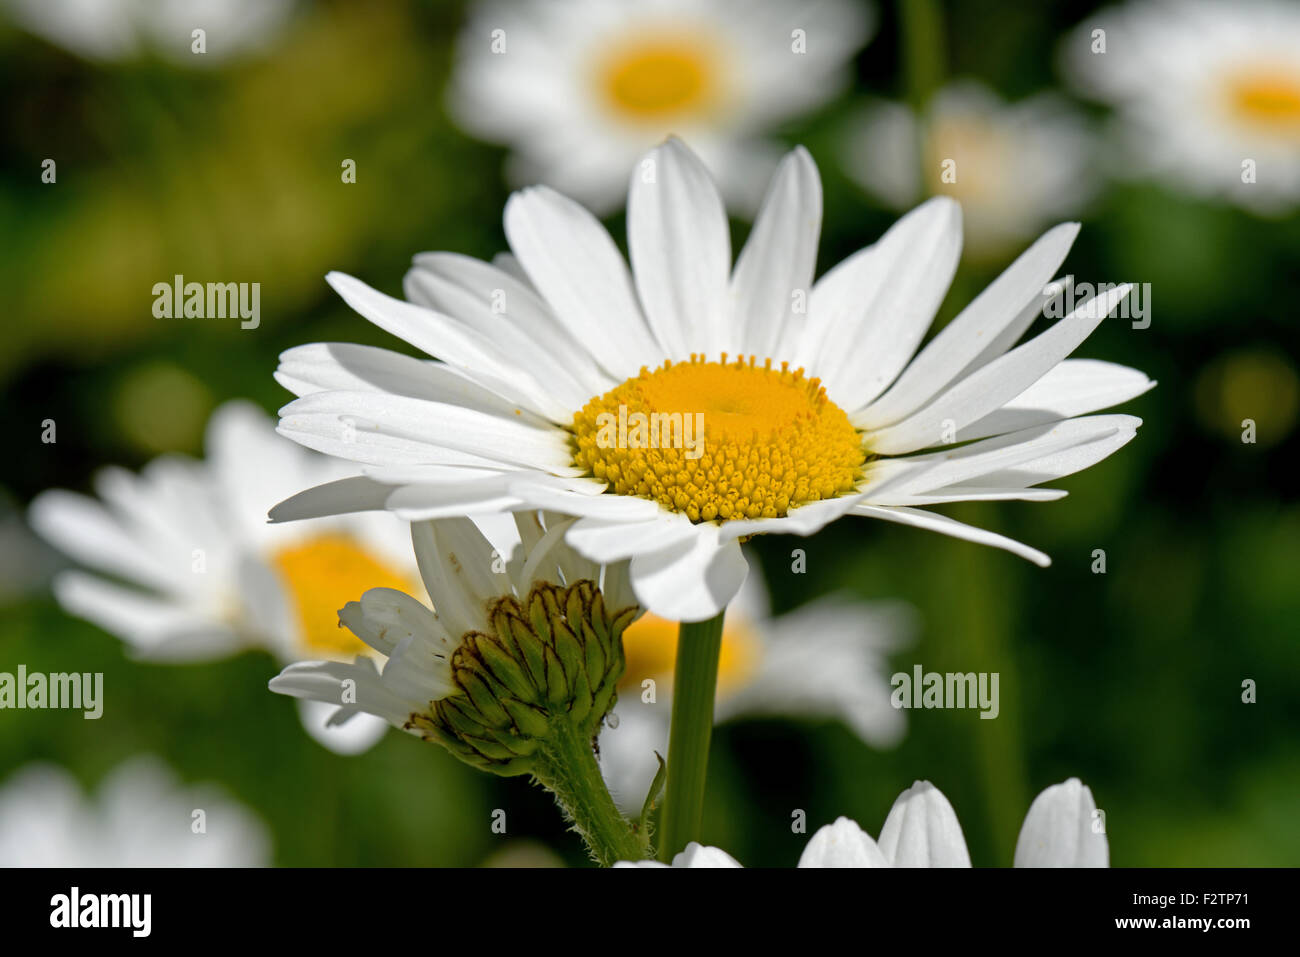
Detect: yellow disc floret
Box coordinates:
(571, 355, 865, 523)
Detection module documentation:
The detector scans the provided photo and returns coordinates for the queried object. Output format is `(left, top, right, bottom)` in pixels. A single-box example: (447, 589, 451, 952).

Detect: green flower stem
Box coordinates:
(899, 0, 945, 194)
(657, 609, 727, 862)
(533, 717, 649, 866)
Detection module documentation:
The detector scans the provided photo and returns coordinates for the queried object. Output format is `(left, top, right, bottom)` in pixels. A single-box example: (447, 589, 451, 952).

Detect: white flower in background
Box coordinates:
(29, 400, 419, 755)
(2, 0, 295, 65)
(0, 756, 269, 867)
(269, 512, 640, 774)
(600, 564, 910, 813)
(449, 0, 873, 214)
(842, 81, 1098, 261)
(1062, 0, 1300, 214)
(272, 138, 1153, 622)
(620, 778, 1109, 867)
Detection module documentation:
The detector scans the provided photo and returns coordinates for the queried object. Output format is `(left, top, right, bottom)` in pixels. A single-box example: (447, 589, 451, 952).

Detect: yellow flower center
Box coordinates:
(572, 355, 865, 523)
(270, 534, 418, 658)
(1226, 67, 1300, 133)
(596, 33, 719, 121)
(619, 611, 761, 697)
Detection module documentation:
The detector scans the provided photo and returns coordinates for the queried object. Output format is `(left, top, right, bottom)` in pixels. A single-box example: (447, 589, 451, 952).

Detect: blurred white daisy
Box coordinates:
(600, 562, 910, 813)
(842, 81, 1098, 261)
(1, 0, 295, 65)
(448, 0, 873, 214)
(29, 400, 419, 754)
(619, 778, 1109, 867)
(272, 138, 1152, 622)
(269, 512, 639, 768)
(0, 756, 269, 867)
(1062, 0, 1300, 214)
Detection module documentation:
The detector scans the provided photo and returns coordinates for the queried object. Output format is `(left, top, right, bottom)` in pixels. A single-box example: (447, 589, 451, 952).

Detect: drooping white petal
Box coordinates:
(409, 519, 508, 638)
(798, 817, 889, 867)
(295, 699, 388, 756)
(627, 524, 748, 622)
(1013, 778, 1110, 867)
(671, 843, 744, 868)
(731, 146, 822, 360)
(628, 138, 731, 360)
(878, 781, 972, 867)
(853, 504, 1051, 566)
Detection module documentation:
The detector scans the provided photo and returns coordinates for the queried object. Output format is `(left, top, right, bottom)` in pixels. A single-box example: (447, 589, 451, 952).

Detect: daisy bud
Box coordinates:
(411, 579, 634, 775)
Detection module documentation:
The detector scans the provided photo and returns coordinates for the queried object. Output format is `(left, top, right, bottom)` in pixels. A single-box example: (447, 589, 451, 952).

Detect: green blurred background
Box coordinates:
(1, 0, 1296, 866)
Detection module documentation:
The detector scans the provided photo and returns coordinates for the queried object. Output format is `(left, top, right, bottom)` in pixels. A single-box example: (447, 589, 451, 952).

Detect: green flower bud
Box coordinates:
(412, 579, 634, 776)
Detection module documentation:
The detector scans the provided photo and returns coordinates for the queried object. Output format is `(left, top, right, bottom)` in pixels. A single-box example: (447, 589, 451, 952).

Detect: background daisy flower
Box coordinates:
(29, 401, 419, 754)
(272, 137, 1152, 621)
(448, 0, 874, 214)
(0, 755, 269, 866)
(600, 561, 911, 813)
(1062, 0, 1300, 214)
(841, 80, 1098, 262)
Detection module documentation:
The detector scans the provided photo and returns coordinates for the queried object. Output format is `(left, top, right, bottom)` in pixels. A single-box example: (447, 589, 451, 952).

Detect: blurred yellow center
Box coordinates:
(271, 535, 417, 658)
(598, 35, 717, 120)
(572, 355, 865, 523)
(1227, 69, 1300, 131)
(619, 611, 761, 696)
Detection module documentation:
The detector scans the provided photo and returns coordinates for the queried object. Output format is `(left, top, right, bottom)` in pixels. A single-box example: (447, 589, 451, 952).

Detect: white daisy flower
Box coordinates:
(0, 756, 269, 867)
(1, 0, 296, 65)
(842, 80, 1098, 261)
(1062, 0, 1300, 214)
(28, 400, 420, 755)
(618, 778, 1109, 867)
(269, 511, 640, 771)
(448, 0, 874, 214)
(271, 137, 1153, 622)
(600, 562, 910, 813)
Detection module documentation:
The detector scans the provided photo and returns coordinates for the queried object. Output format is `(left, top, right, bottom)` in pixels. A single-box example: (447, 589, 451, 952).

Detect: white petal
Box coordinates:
(565, 515, 699, 563)
(404, 252, 608, 404)
(798, 817, 889, 867)
(956, 359, 1155, 443)
(671, 843, 743, 868)
(325, 272, 568, 420)
(276, 342, 550, 424)
(504, 185, 664, 379)
(867, 284, 1133, 454)
(627, 525, 748, 622)
(295, 699, 388, 755)
(861, 415, 1141, 499)
(1014, 778, 1110, 867)
(878, 781, 972, 867)
(732, 146, 822, 360)
(627, 138, 730, 360)
(277, 390, 577, 473)
(809, 197, 963, 411)
(714, 494, 863, 543)
(268, 476, 412, 522)
(410, 519, 508, 637)
(858, 223, 1080, 427)
(852, 504, 1051, 566)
